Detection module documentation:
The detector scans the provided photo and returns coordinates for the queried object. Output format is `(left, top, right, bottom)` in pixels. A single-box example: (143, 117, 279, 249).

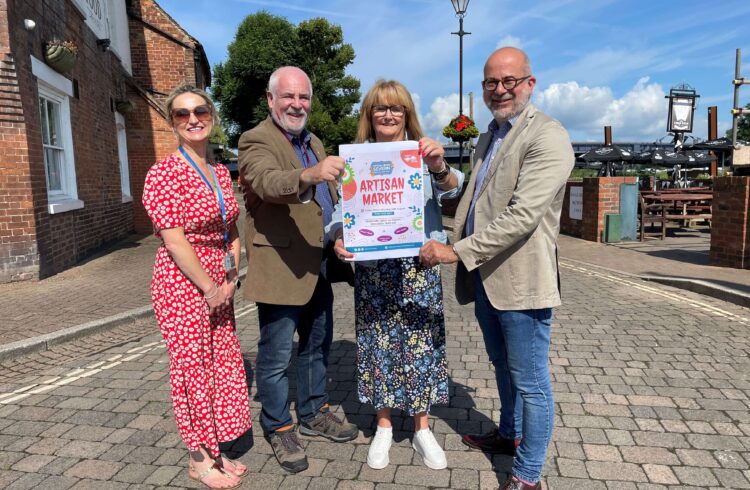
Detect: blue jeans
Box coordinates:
(474, 275, 554, 484)
(256, 275, 333, 433)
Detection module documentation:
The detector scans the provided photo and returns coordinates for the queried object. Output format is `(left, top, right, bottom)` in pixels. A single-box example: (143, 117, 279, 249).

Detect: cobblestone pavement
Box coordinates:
(0, 234, 158, 344)
(0, 261, 748, 489)
(0, 188, 245, 346)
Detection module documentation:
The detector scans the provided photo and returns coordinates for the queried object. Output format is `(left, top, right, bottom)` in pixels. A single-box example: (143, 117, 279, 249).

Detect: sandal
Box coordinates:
(188, 463, 242, 490)
(220, 456, 249, 477)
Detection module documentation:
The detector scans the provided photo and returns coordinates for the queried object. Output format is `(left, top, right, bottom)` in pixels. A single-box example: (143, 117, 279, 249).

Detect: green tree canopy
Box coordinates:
(727, 102, 750, 141)
(212, 11, 361, 152)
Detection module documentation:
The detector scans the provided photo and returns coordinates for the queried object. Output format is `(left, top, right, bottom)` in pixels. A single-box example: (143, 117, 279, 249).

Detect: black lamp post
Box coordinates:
(451, 0, 471, 172)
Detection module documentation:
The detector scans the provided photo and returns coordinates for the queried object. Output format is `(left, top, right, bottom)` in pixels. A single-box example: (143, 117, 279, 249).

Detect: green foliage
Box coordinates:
(212, 12, 361, 152)
(442, 115, 480, 141)
(568, 168, 598, 180)
(726, 102, 750, 141)
(208, 124, 234, 160)
(212, 12, 298, 145)
(209, 124, 228, 146)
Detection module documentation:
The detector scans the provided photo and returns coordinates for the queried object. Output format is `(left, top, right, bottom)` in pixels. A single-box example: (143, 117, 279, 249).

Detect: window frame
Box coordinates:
(115, 111, 132, 202)
(32, 55, 83, 214)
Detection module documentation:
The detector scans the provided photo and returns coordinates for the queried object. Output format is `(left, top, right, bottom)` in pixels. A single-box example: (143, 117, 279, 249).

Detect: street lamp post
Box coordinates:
(451, 0, 470, 172)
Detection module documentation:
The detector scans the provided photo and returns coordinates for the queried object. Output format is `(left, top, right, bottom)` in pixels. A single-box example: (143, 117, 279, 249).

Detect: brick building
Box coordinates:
(0, 0, 209, 282)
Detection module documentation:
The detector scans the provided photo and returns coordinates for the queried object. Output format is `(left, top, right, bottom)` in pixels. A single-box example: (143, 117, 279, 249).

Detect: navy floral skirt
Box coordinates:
(354, 257, 449, 415)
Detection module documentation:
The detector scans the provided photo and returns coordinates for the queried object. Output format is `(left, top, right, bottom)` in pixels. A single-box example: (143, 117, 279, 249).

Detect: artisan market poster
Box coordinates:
(338, 141, 425, 261)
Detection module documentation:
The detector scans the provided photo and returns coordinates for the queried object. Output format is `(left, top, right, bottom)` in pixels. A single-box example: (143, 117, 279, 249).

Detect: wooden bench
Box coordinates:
(639, 193, 666, 241)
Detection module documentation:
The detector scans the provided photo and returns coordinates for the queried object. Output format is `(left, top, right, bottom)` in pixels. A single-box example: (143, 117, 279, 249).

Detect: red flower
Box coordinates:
(442, 113, 480, 140)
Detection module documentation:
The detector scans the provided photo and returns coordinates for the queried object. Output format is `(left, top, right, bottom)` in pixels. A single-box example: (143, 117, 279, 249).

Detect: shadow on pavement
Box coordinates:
(222, 353, 257, 458)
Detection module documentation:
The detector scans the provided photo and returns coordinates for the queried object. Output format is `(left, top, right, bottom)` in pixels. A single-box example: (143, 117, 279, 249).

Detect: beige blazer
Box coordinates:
(452, 104, 574, 310)
(238, 117, 353, 306)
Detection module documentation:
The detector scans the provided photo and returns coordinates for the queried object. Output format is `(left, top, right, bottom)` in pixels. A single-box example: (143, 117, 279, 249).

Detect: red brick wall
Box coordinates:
(560, 182, 583, 238)
(0, 31, 40, 282)
(128, 0, 199, 95)
(0, 0, 134, 281)
(710, 176, 750, 269)
(1, 3, 39, 281)
(581, 177, 637, 242)
(1, 0, 208, 280)
(124, 91, 177, 233)
(126, 0, 209, 233)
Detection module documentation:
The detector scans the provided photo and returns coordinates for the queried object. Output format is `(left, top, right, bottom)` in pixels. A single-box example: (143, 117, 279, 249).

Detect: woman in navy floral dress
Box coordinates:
(331, 80, 464, 470)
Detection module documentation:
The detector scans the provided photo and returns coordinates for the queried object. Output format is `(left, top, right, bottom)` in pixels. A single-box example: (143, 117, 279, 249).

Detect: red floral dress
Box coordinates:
(143, 153, 251, 457)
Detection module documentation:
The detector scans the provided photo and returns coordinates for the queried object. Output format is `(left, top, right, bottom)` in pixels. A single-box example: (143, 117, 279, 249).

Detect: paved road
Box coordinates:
(0, 262, 748, 489)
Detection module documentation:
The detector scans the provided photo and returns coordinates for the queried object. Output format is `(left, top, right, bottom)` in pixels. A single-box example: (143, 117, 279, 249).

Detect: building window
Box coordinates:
(115, 112, 132, 202)
(39, 96, 65, 194)
(31, 55, 83, 214)
(37, 84, 82, 213)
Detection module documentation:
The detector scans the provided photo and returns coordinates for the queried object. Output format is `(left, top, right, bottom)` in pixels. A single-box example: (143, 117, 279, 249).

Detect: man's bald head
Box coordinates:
(268, 66, 312, 96)
(484, 47, 532, 76)
(482, 47, 536, 123)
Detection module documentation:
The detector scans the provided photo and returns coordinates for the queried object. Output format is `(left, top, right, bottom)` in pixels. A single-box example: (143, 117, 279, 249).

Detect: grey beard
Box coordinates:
(491, 101, 528, 124)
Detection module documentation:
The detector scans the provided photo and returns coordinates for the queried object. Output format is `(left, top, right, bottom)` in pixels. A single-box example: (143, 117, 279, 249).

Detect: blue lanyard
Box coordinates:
(178, 146, 228, 245)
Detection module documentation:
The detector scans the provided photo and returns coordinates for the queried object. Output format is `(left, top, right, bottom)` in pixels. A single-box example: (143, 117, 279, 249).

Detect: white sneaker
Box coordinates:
(412, 428, 447, 469)
(367, 426, 393, 469)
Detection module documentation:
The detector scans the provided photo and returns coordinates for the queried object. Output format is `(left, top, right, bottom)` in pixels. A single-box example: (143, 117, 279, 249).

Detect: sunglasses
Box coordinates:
(171, 105, 212, 123)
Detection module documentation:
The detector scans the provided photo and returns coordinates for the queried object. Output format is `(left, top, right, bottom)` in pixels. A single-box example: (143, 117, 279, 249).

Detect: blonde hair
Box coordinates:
(355, 79, 423, 143)
(164, 84, 219, 127)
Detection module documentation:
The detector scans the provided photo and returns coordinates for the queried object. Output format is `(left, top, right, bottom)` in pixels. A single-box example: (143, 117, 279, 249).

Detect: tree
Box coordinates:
(725, 102, 750, 141)
(209, 124, 234, 160)
(212, 12, 361, 152)
(212, 12, 298, 145)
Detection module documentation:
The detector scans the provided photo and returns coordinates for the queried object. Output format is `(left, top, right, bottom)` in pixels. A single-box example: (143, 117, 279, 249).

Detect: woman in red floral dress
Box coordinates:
(142, 85, 251, 489)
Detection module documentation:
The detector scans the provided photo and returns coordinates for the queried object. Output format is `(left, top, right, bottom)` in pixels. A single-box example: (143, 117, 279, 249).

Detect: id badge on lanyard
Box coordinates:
(179, 146, 236, 275)
(224, 253, 236, 272)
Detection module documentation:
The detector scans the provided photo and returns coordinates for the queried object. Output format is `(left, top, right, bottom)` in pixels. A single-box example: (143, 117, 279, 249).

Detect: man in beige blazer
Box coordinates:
(420, 48, 574, 490)
(238, 66, 357, 474)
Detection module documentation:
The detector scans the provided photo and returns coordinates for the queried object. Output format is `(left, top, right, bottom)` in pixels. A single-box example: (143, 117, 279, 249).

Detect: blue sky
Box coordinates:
(157, 0, 750, 143)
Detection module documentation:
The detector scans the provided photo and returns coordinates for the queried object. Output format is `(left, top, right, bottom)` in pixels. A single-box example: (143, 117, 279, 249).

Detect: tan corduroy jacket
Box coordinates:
(238, 117, 353, 306)
(452, 104, 575, 310)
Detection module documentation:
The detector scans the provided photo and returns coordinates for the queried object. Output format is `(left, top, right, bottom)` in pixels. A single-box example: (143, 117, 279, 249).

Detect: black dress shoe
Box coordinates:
(499, 476, 541, 490)
(462, 429, 519, 455)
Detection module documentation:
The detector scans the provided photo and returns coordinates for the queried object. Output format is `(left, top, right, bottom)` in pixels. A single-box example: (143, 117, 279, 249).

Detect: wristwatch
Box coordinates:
(429, 163, 451, 182)
(231, 277, 241, 289)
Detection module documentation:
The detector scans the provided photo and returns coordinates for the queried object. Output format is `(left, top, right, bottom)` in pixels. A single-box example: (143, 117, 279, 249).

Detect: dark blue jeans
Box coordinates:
(256, 275, 333, 434)
(474, 274, 555, 484)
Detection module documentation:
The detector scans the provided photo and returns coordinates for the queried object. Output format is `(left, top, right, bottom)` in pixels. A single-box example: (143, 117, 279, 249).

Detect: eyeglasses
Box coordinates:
(372, 104, 405, 116)
(171, 105, 212, 123)
(481, 76, 531, 91)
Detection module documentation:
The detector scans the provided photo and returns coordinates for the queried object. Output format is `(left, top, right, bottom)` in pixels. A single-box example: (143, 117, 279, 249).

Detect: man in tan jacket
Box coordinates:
(239, 66, 356, 474)
(420, 48, 574, 490)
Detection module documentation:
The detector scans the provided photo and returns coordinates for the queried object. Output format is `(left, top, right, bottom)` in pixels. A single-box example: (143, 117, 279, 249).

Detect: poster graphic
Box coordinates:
(338, 141, 425, 261)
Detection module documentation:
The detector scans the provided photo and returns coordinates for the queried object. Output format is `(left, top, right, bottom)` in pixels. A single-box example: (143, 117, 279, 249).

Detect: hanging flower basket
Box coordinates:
(442, 114, 480, 142)
(44, 40, 79, 74)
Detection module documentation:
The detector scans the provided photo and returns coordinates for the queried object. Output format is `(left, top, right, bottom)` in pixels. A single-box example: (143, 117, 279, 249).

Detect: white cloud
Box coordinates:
(422, 94, 459, 139)
(535, 77, 668, 141)
(497, 35, 522, 49)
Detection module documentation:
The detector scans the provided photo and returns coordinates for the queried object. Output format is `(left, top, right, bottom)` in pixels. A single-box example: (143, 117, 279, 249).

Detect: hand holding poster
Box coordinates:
(338, 141, 425, 261)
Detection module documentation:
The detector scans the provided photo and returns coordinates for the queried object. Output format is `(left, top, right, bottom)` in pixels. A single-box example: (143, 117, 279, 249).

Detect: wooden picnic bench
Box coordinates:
(641, 192, 712, 228)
